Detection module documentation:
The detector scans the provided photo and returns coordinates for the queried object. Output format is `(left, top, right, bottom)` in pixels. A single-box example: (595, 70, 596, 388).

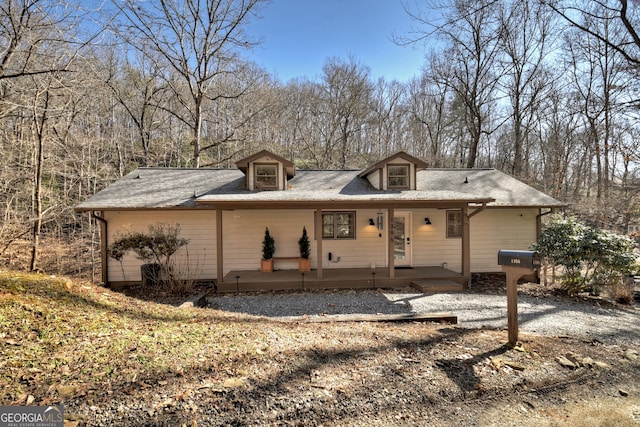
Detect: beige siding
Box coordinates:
(222, 210, 313, 273)
(411, 209, 462, 272)
(366, 170, 380, 189)
(104, 206, 540, 282)
(320, 209, 387, 269)
(470, 208, 538, 272)
(221, 209, 387, 273)
(105, 210, 217, 282)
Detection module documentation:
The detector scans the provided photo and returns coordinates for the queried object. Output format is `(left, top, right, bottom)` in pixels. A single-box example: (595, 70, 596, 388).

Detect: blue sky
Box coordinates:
(244, 0, 428, 83)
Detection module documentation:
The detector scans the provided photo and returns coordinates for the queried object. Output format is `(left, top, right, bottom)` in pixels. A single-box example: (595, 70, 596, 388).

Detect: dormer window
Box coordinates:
(254, 164, 278, 189)
(358, 152, 427, 190)
(388, 165, 409, 189)
(236, 150, 295, 191)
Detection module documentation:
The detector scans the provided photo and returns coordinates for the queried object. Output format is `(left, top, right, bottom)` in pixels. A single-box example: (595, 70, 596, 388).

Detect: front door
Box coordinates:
(393, 212, 412, 267)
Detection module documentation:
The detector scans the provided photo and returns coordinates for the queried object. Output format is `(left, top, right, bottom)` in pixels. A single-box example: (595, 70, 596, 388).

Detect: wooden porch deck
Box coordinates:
(220, 266, 467, 293)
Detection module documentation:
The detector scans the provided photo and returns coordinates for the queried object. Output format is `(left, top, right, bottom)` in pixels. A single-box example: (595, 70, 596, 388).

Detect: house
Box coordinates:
(76, 150, 566, 292)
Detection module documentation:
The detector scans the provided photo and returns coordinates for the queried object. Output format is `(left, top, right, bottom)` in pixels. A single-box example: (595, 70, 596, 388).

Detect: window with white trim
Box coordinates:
(322, 212, 356, 239)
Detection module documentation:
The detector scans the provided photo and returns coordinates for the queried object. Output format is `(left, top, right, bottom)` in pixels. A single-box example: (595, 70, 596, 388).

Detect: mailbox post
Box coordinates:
(497, 250, 541, 345)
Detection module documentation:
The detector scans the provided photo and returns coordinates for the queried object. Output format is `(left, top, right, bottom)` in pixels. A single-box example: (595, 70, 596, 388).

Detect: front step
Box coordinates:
(411, 279, 464, 293)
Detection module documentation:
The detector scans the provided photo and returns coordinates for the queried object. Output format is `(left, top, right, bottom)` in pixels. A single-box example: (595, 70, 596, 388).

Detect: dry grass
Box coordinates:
(0, 269, 638, 426)
(0, 270, 263, 404)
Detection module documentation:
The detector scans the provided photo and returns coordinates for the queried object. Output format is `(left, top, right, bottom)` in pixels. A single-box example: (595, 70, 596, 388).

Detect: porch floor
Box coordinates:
(220, 266, 466, 293)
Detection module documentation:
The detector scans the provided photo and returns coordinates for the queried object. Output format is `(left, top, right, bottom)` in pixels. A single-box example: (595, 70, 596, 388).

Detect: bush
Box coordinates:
(298, 227, 310, 259)
(532, 215, 637, 296)
(262, 227, 275, 260)
(108, 222, 190, 287)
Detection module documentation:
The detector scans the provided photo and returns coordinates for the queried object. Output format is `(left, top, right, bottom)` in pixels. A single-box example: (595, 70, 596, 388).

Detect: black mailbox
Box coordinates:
(498, 250, 541, 269)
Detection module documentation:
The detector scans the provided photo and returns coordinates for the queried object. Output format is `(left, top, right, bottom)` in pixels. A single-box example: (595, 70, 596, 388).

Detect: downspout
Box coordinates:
(91, 211, 108, 286)
(536, 208, 555, 286)
(536, 208, 554, 240)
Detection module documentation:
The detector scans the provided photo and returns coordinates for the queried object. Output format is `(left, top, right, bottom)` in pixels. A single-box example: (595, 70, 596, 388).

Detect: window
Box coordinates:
(322, 212, 356, 239)
(254, 164, 277, 189)
(447, 210, 462, 238)
(388, 165, 409, 188)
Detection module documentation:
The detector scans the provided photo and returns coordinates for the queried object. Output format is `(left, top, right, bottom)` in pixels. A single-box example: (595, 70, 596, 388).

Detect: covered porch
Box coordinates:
(219, 265, 467, 293)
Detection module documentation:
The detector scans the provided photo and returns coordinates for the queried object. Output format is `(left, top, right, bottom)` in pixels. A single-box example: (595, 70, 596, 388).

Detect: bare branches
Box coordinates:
(548, 0, 640, 66)
(111, 0, 266, 167)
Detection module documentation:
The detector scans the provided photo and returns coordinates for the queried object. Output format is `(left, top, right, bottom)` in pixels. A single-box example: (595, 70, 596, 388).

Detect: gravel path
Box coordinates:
(207, 289, 640, 344)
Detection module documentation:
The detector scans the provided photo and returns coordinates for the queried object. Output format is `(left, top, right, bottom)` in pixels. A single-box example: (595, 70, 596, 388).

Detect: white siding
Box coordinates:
(105, 210, 217, 282)
(470, 208, 538, 272)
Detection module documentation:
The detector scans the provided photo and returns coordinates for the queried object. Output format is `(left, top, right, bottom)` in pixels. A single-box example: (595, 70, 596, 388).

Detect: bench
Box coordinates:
(272, 256, 301, 267)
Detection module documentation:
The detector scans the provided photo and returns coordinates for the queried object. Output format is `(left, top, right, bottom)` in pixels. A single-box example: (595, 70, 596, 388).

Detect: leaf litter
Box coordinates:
(1, 269, 639, 426)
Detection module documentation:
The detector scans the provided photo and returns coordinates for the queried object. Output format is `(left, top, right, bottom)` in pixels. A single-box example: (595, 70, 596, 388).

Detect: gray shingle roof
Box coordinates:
(76, 167, 565, 210)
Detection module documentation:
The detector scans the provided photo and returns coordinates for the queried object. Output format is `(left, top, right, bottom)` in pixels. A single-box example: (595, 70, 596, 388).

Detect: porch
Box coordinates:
(219, 266, 467, 293)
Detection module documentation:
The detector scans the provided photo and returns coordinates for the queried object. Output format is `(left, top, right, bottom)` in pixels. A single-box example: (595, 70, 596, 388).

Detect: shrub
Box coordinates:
(108, 222, 190, 287)
(532, 215, 637, 296)
(262, 227, 275, 260)
(298, 227, 310, 259)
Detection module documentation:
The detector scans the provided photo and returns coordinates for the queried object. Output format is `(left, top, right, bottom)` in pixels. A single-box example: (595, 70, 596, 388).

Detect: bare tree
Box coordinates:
(318, 56, 373, 168)
(564, 1, 632, 226)
(401, 0, 503, 168)
(369, 78, 407, 159)
(406, 58, 455, 167)
(547, 0, 640, 69)
(498, 0, 556, 177)
(112, 0, 266, 168)
(0, 0, 93, 270)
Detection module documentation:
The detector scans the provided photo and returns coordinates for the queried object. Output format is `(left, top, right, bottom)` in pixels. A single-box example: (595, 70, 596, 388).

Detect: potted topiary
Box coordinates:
(260, 227, 275, 272)
(298, 226, 311, 272)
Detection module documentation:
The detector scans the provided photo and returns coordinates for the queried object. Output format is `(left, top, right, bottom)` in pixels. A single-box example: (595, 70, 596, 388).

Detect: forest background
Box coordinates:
(1, 0, 639, 282)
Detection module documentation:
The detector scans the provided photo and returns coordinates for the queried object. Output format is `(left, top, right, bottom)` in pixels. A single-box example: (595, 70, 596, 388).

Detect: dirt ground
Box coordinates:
(70, 275, 640, 427)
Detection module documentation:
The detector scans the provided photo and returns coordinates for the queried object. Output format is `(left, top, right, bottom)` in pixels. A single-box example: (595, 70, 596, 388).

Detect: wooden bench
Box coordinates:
(272, 256, 301, 268)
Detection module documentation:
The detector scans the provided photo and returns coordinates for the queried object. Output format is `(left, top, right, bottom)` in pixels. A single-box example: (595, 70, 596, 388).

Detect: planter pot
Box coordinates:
(141, 263, 162, 286)
(260, 258, 274, 272)
(298, 257, 311, 272)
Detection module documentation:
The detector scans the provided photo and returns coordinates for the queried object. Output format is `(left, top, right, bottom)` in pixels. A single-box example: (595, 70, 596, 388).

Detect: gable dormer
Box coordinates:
(235, 150, 295, 191)
(358, 152, 428, 190)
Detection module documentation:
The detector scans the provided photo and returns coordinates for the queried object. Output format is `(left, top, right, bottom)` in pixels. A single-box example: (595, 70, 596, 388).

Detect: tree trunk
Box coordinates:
(30, 89, 50, 271)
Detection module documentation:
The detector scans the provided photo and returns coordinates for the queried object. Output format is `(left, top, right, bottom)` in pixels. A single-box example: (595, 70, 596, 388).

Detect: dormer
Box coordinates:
(358, 152, 428, 190)
(235, 150, 295, 191)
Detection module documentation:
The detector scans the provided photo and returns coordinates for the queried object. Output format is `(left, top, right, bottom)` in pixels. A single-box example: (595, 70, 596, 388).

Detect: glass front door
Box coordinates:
(393, 212, 412, 267)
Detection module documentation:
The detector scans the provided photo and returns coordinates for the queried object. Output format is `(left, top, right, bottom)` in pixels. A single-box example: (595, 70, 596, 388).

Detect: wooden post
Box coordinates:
(216, 208, 223, 285)
(502, 266, 535, 346)
(388, 207, 395, 279)
(462, 206, 471, 280)
(315, 208, 323, 280)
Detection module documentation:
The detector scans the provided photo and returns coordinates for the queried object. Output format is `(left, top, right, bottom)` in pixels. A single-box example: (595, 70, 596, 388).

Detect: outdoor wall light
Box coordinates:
(369, 218, 375, 226)
(424, 217, 432, 225)
(377, 212, 384, 230)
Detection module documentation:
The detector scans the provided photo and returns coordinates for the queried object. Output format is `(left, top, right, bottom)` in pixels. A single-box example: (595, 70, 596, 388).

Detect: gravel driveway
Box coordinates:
(206, 289, 640, 344)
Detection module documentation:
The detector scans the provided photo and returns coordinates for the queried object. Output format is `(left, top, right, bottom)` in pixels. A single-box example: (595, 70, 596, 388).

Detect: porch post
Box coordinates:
(388, 207, 395, 279)
(216, 208, 224, 284)
(462, 206, 471, 280)
(315, 208, 323, 279)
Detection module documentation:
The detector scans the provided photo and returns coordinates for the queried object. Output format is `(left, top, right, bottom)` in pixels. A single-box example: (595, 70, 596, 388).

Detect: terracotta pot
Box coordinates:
(260, 258, 274, 272)
(298, 257, 311, 272)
